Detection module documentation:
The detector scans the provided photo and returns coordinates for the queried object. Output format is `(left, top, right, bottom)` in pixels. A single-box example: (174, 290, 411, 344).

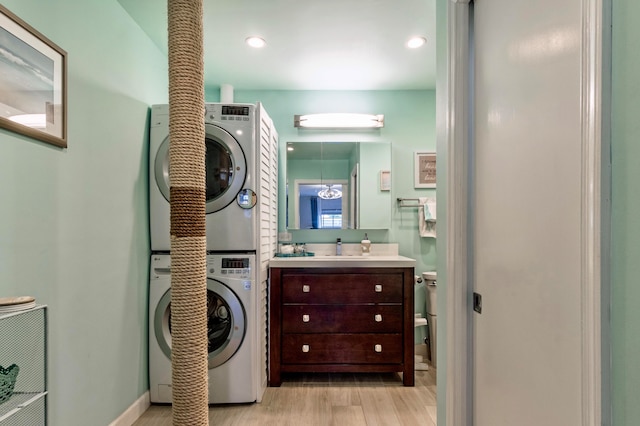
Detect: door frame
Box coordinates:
(438, 0, 611, 425)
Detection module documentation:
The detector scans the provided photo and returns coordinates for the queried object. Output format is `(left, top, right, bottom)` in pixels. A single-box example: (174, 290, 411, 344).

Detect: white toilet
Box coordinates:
(422, 271, 437, 368)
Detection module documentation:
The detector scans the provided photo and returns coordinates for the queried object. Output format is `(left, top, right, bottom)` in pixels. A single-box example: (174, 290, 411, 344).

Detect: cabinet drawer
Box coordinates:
(282, 273, 403, 304)
(282, 305, 402, 333)
(282, 333, 403, 364)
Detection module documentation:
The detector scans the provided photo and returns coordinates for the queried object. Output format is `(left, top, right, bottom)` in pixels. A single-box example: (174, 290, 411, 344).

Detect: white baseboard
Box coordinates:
(109, 391, 150, 426)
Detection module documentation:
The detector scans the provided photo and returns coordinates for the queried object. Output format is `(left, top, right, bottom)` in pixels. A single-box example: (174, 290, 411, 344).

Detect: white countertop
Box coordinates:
(269, 254, 416, 268)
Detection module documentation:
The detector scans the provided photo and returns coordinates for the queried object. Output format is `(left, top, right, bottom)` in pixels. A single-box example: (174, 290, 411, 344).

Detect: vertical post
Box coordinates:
(167, 0, 208, 425)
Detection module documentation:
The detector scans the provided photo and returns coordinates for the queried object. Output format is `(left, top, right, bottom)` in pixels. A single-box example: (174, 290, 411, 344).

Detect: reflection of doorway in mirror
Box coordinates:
(415, 152, 436, 188)
(294, 180, 348, 229)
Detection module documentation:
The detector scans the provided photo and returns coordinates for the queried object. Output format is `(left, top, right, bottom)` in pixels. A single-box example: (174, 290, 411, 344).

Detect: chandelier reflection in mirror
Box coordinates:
(317, 184, 342, 200)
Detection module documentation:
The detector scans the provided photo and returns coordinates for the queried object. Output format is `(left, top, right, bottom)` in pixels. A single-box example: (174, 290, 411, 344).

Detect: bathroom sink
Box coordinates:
(317, 254, 363, 258)
(269, 254, 416, 268)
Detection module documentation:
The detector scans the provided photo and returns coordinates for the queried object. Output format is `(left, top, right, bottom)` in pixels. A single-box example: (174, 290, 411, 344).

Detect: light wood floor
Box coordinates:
(133, 367, 437, 426)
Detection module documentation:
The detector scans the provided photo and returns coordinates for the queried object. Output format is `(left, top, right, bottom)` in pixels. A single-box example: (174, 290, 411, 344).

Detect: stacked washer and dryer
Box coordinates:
(148, 103, 279, 404)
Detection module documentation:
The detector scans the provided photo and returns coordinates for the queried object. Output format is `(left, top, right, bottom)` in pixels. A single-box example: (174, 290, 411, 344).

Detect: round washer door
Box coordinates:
(154, 123, 247, 214)
(154, 278, 246, 369)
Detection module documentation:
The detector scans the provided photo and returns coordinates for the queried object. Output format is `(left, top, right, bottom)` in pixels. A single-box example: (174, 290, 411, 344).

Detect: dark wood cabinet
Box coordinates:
(269, 267, 415, 386)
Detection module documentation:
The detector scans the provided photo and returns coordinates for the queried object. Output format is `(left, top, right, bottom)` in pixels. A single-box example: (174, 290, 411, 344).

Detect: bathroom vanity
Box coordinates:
(268, 255, 416, 386)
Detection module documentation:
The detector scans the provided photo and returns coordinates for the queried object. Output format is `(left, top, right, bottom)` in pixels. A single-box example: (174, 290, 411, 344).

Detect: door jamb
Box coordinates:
(441, 1, 472, 426)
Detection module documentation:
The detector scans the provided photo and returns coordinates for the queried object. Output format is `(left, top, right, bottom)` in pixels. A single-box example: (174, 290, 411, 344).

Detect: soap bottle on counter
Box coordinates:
(336, 238, 342, 256)
(361, 233, 371, 256)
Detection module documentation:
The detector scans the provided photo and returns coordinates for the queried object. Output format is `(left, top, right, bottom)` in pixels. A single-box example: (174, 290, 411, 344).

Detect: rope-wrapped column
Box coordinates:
(167, 0, 208, 425)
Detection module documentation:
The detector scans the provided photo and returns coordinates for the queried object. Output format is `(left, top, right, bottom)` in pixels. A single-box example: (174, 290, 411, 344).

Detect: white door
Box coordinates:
(472, 1, 588, 424)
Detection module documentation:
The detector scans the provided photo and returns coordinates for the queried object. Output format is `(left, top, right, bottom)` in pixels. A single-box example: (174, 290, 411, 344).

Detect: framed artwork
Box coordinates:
(415, 151, 436, 188)
(0, 5, 67, 148)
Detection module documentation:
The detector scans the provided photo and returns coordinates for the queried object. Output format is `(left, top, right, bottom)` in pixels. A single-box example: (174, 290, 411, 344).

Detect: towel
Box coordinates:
(419, 197, 436, 238)
(424, 199, 436, 221)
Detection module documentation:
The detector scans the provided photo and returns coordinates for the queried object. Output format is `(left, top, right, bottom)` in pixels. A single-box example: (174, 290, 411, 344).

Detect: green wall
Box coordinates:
(0, 1, 167, 424)
(612, 0, 640, 424)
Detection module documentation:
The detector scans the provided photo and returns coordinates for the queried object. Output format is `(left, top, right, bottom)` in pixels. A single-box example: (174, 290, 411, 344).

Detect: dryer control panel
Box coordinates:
(205, 103, 255, 124)
(207, 254, 254, 279)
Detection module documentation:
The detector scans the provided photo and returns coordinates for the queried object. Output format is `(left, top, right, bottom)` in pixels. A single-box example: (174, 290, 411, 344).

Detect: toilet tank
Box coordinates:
(422, 272, 437, 315)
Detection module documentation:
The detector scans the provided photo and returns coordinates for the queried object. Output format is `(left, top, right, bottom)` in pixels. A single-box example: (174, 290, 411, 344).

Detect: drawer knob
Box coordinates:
(375, 284, 383, 292)
(302, 344, 310, 353)
(374, 344, 383, 353)
(302, 314, 310, 323)
(375, 314, 383, 322)
(302, 285, 310, 293)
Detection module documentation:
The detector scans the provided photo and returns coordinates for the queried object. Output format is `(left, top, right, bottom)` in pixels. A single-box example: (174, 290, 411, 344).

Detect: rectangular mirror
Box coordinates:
(286, 141, 391, 230)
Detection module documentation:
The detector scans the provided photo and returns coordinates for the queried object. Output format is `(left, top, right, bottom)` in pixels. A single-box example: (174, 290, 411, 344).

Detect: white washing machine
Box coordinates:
(148, 253, 257, 404)
(150, 103, 266, 252)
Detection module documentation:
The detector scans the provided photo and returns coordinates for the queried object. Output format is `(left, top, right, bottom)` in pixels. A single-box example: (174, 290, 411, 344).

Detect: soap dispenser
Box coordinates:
(361, 233, 371, 256)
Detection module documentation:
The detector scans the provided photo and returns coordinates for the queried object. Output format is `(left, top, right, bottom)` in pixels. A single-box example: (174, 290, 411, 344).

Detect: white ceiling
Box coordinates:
(117, 0, 436, 91)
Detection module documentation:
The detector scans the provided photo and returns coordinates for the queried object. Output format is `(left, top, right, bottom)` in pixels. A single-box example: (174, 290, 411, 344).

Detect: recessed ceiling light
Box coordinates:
(245, 36, 266, 48)
(407, 36, 427, 49)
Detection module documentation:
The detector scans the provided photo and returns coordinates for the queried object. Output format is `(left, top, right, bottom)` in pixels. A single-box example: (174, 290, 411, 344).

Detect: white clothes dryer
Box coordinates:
(148, 253, 257, 404)
(150, 103, 269, 252)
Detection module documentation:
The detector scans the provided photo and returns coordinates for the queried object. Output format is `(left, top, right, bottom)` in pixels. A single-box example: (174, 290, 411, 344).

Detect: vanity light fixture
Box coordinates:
(294, 113, 384, 129)
(245, 36, 266, 48)
(317, 184, 342, 200)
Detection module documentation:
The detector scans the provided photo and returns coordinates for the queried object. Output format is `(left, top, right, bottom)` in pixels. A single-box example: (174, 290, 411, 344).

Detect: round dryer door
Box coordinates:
(154, 279, 246, 369)
(154, 124, 247, 213)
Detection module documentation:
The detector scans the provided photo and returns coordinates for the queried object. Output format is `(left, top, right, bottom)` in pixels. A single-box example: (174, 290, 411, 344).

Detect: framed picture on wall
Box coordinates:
(0, 5, 67, 148)
(414, 151, 436, 188)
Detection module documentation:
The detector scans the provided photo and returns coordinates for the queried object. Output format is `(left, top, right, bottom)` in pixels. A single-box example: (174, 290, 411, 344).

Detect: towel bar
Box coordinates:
(397, 198, 421, 207)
